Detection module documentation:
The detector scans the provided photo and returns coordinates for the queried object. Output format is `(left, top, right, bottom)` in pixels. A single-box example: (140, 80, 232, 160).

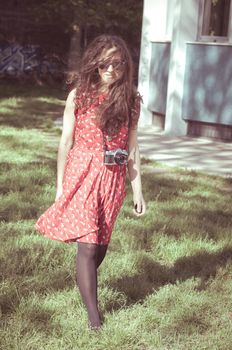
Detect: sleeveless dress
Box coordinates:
(35, 93, 140, 245)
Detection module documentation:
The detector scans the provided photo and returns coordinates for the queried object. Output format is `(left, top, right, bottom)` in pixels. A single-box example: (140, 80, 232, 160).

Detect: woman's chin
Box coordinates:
(103, 75, 114, 83)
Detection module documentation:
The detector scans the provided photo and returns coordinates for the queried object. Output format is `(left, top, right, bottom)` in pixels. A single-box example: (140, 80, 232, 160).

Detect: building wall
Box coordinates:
(138, 0, 232, 139)
(138, 0, 170, 126)
(148, 41, 171, 115)
(182, 42, 232, 126)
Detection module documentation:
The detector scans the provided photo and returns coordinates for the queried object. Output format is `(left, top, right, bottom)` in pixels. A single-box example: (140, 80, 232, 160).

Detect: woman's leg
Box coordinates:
(96, 244, 108, 269)
(76, 242, 101, 329)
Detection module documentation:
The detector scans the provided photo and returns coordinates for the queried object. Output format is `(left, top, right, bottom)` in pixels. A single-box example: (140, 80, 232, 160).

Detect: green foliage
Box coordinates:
(1, 82, 232, 350)
(19, 0, 143, 33)
(1, 0, 143, 55)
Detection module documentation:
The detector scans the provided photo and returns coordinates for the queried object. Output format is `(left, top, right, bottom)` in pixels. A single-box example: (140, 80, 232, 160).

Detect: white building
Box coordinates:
(138, 0, 232, 140)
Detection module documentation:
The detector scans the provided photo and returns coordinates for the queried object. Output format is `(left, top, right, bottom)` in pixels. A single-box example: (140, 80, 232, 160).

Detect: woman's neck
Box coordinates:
(98, 82, 110, 93)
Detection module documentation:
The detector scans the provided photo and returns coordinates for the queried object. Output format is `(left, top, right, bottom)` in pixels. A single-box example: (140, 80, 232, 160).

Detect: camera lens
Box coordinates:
(115, 153, 126, 165)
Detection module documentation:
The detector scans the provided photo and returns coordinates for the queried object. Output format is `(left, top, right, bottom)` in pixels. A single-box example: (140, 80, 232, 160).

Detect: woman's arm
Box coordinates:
(56, 89, 76, 199)
(127, 127, 146, 216)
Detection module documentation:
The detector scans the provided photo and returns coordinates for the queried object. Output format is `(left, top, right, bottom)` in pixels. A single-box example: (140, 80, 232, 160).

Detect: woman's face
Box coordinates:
(98, 47, 125, 86)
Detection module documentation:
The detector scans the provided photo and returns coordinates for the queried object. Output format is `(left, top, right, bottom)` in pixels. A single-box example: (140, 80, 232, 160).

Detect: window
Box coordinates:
(198, 0, 231, 42)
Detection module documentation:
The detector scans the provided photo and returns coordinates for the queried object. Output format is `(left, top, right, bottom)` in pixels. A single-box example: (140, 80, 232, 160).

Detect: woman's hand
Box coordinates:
(133, 193, 146, 216)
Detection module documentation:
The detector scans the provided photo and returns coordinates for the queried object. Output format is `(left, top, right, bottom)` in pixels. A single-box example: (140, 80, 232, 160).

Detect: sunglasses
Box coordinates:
(98, 60, 126, 71)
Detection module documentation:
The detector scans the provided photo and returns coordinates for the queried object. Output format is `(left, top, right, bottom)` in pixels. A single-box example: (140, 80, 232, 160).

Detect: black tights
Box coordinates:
(76, 242, 108, 328)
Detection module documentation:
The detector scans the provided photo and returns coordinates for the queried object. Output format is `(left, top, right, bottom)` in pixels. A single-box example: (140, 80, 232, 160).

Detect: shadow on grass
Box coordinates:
(24, 308, 54, 334)
(0, 244, 75, 315)
(0, 98, 64, 129)
(134, 172, 195, 202)
(162, 207, 232, 240)
(106, 247, 232, 311)
(0, 269, 74, 316)
(0, 80, 65, 99)
(124, 171, 232, 241)
(0, 160, 56, 179)
(0, 80, 66, 129)
(1, 160, 56, 221)
(134, 169, 231, 202)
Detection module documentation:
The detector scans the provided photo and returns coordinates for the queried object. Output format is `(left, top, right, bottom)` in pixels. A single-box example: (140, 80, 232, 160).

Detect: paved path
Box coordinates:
(138, 127, 232, 177)
(54, 118, 232, 177)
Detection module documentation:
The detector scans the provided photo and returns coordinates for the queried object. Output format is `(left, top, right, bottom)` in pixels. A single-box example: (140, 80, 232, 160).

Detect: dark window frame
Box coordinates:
(197, 0, 232, 42)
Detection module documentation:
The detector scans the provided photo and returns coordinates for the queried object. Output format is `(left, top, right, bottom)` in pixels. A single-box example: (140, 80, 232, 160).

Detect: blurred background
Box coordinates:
(0, 0, 143, 87)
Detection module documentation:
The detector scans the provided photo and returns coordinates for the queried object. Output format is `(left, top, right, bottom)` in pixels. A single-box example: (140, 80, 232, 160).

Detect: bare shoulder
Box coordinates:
(66, 88, 76, 106)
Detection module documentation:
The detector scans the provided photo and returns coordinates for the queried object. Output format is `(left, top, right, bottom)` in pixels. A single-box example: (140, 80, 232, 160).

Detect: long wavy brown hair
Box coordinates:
(74, 35, 140, 135)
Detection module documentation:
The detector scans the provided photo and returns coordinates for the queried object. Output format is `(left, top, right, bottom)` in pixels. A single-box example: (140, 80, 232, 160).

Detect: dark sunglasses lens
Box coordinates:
(99, 63, 106, 70)
(112, 61, 125, 70)
(99, 61, 125, 71)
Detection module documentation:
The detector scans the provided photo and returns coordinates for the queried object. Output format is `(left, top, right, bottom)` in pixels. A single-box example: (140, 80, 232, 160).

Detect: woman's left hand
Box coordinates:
(133, 194, 146, 216)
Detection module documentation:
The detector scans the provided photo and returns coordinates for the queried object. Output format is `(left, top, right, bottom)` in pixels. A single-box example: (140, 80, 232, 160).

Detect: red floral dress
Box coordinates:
(35, 93, 140, 245)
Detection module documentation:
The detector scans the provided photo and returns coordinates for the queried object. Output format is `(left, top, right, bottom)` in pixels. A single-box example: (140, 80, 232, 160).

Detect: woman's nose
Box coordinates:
(107, 64, 113, 72)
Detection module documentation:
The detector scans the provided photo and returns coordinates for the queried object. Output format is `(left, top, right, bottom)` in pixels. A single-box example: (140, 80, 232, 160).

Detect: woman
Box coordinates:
(35, 34, 146, 330)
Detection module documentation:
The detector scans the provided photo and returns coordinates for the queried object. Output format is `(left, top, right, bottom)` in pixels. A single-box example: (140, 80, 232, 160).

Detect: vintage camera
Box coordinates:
(104, 148, 128, 165)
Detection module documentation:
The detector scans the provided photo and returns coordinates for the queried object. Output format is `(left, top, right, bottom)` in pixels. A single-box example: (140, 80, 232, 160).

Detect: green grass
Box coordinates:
(0, 80, 65, 129)
(1, 82, 232, 350)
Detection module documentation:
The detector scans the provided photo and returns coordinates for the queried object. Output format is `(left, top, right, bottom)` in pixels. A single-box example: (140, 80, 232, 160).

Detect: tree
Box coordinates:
(1, 0, 143, 54)
(0, 0, 143, 81)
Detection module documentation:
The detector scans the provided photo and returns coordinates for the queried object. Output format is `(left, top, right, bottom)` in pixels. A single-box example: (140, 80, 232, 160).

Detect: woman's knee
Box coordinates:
(77, 242, 98, 260)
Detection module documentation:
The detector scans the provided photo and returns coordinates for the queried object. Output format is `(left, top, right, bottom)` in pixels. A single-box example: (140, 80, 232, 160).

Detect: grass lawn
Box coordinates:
(1, 81, 232, 350)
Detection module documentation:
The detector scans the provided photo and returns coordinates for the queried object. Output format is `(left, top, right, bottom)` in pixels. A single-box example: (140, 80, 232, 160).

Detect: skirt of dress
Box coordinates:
(35, 148, 126, 245)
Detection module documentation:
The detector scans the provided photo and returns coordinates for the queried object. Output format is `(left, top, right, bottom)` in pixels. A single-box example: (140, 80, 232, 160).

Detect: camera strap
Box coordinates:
(102, 131, 108, 151)
(102, 128, 128, 152)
